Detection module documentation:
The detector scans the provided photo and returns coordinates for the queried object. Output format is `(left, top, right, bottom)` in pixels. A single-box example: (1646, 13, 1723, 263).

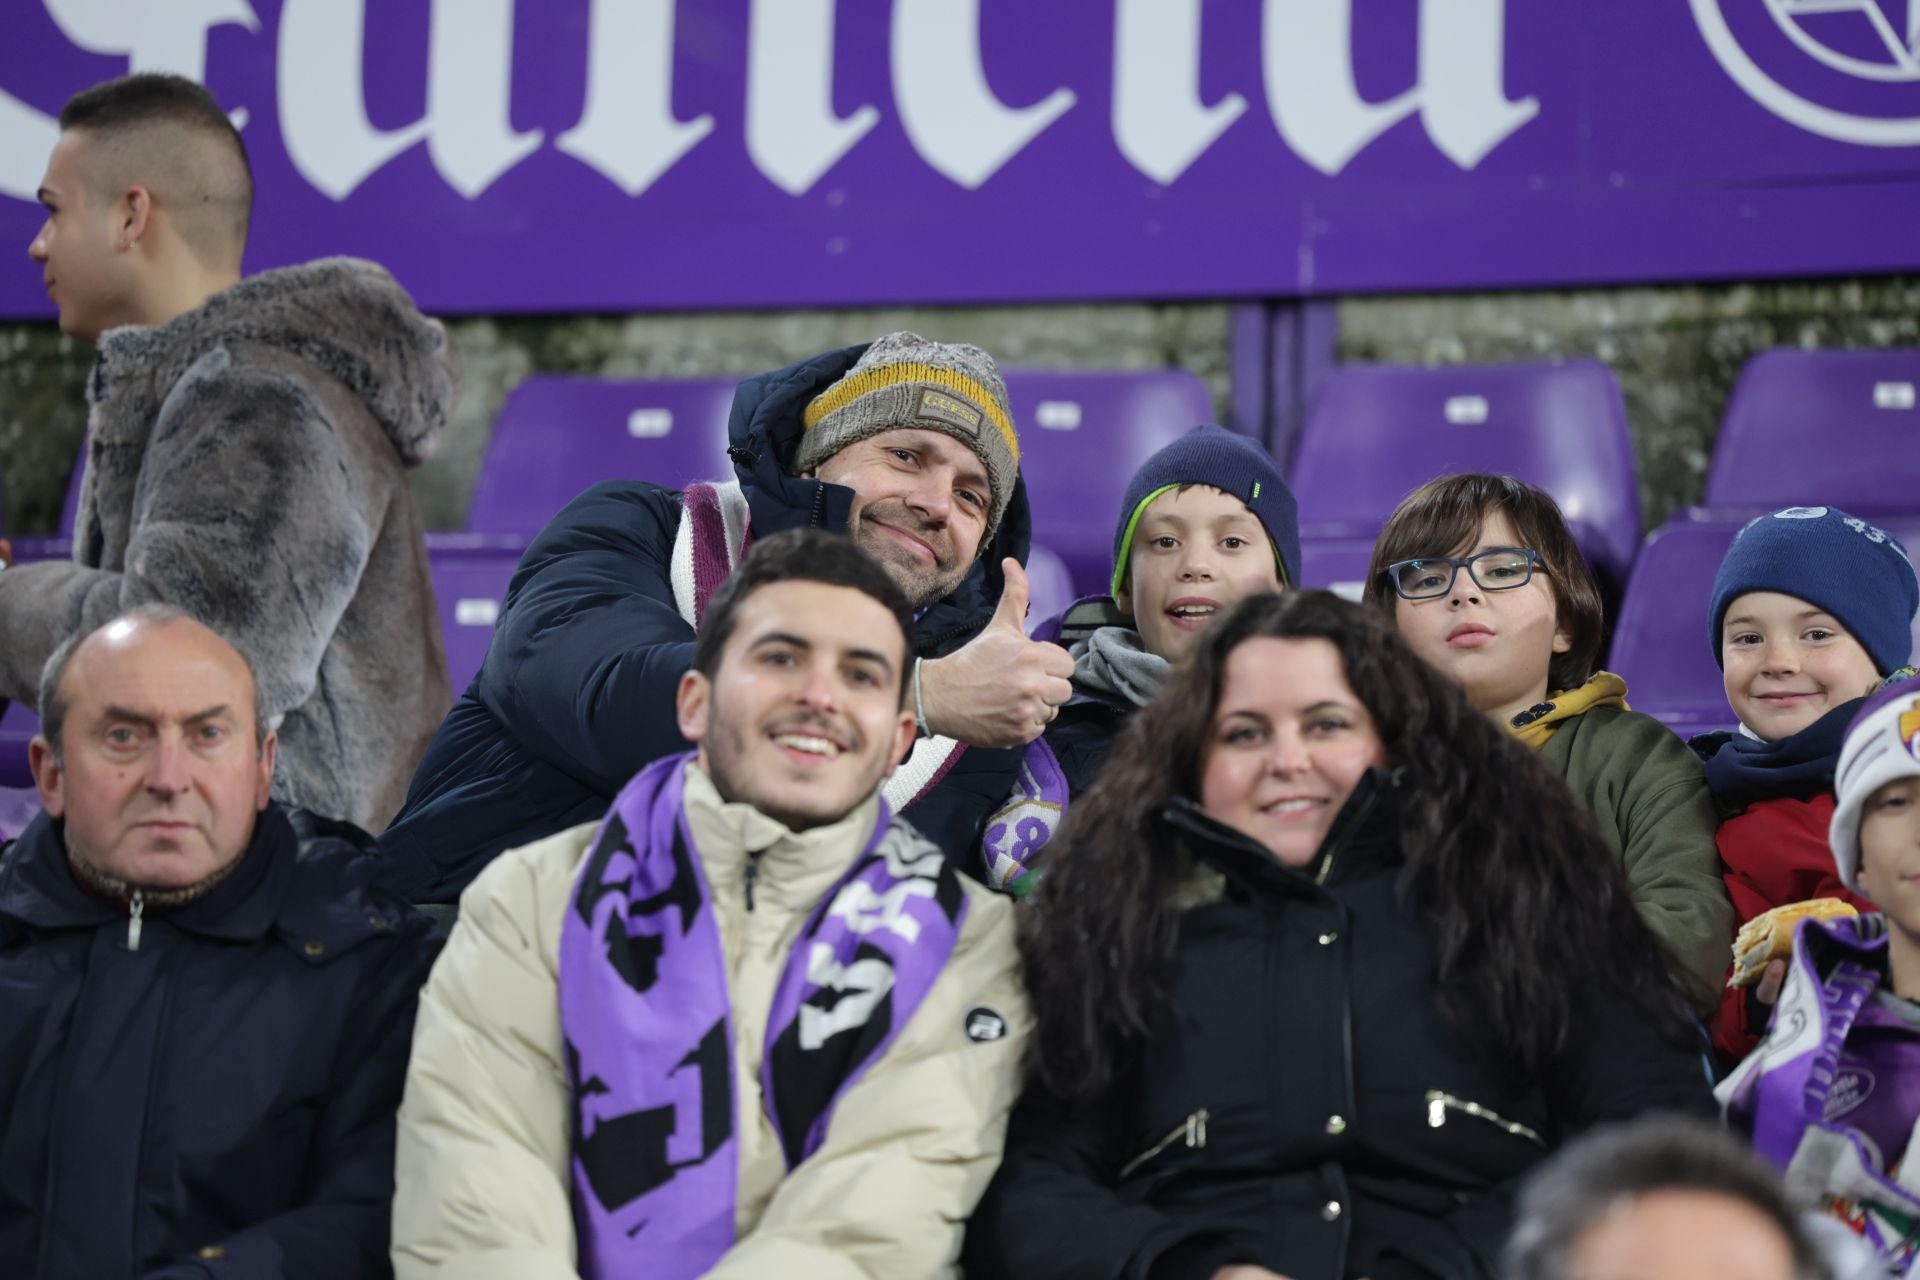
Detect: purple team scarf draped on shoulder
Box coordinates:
(1721, 913, 1920, 1260)
(558, 752, 969, 1279)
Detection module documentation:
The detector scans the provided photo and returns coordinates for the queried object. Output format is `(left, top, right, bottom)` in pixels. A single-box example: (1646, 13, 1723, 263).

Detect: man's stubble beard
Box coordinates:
(849, 519, 966, 611)
(701, 686, 885, 833)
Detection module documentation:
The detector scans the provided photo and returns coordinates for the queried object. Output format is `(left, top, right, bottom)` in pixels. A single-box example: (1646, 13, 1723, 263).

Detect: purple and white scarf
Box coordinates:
(559, 753, 968, 1279)
(1721, 913, 1920, 1263)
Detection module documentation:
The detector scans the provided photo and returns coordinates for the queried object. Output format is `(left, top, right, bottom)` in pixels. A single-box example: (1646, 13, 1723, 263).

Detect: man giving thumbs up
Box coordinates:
(378, 333, 1072, 900)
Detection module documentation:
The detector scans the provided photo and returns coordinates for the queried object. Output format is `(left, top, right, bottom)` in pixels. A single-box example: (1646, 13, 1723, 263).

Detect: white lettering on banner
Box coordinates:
(280, 0, 540, 200)
(47, 0, 258, 85)
(798, 945, 895, 1051)
(558, 0, 714, 197)
(1419, 0, 1542, 167)
(1114, 0, 1248, 185)
(1263, 0, 1538, 175)
(1, 0, 256, 199)
(891, 0, 1077, 189)
(747, 0, 880, 197)
(4, 1, 1543, 205)
(0, 94, 60, 202)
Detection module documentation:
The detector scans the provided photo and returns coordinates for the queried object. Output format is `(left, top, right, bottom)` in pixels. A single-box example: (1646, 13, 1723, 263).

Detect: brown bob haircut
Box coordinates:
(1362, 473, 1605, 695)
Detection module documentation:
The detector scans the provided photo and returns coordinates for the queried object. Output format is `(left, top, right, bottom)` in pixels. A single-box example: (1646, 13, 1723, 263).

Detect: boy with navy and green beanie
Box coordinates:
(1697, 505, 1920, 1064)
(979, 424, 1299, 893)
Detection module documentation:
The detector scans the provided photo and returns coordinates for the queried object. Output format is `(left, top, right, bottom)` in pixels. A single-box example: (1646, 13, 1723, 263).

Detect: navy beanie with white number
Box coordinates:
(1708, 506, 1918, 675)
(1109, 424, 1300, 597)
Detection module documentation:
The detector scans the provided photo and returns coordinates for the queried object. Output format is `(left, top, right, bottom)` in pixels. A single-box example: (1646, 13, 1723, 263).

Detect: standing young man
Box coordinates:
(5, 73, 453, 833)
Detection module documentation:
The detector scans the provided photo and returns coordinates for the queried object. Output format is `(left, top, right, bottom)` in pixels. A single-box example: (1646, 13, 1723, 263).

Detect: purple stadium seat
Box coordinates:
(1290, 360, 1641, 598)
(1707, 349, 1920, 513)
(0, 702, 36, 790)
(425, 535, 524, 696)
(1023, 544, 1074, 636)
(1001, 369, 1218, 595)
(0, 447, 84, 785)
(468, 376, 740, 538)
(1611, 513, 1920, 739)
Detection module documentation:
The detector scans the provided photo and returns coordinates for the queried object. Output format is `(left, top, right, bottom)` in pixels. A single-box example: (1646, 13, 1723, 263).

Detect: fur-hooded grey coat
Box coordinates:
(0, 257, 453, 833)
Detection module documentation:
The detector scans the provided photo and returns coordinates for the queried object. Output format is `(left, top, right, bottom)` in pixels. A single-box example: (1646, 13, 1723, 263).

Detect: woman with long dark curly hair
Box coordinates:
(964, 591, 1711, 1280)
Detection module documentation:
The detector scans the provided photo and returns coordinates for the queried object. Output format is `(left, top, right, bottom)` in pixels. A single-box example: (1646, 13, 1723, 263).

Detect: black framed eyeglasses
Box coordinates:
(1382, 548, 1543, 601)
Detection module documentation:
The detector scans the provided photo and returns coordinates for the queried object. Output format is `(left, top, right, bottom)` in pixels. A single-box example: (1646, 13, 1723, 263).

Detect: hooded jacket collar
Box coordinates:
(90, 256, 452, 468)
(0, 804, 298, 943)
(1159, 768, 1400, 902)
(724, 343, 1034, 658)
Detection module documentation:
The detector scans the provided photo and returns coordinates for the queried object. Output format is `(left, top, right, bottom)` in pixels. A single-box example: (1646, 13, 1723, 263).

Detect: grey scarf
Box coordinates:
(1071, 625, 1171, 710)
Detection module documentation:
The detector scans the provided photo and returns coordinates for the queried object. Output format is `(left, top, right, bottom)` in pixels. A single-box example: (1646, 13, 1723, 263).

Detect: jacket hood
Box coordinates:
(93, 256, 454, 467)
(724, 343, 1034, 656)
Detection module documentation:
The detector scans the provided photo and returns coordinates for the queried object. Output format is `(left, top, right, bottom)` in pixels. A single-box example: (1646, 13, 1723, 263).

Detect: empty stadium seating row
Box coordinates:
(4, 347, 1916, 786)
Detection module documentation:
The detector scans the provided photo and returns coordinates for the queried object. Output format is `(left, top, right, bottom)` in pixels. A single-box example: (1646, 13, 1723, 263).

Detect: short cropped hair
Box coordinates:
(1364, 472, 1606, 694)
(692, 530, 916, 704)
(1503, 1115, 1825, 1280)
(38, 605, 269, 762)
(60, 73, 253, 267)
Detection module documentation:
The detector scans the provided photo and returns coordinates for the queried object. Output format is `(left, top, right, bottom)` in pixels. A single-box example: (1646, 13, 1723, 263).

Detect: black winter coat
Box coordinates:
(378, 343, 1032, 900)
(0, 806, 438, 1279)
(966, 776, 1714, 1280)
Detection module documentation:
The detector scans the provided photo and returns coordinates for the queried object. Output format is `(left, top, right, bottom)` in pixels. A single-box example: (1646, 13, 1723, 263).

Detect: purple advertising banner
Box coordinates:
(3, 0, 1920, 317)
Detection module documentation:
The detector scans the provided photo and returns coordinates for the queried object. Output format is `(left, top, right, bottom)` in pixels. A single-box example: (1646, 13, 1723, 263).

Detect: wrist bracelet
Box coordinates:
(912, 656, 930, 738)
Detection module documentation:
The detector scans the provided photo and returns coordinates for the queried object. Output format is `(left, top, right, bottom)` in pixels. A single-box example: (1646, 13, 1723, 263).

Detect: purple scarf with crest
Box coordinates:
(1722, 913, 1920, 1260)
(558, 753, 967, 1279)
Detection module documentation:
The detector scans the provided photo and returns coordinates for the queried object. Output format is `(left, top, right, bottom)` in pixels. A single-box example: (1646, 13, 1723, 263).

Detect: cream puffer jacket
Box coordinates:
(392, 763, 1030, 1278)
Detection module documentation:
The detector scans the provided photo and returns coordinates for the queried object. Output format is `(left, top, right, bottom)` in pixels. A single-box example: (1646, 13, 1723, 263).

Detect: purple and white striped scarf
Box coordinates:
(559, 752, 967, 1278)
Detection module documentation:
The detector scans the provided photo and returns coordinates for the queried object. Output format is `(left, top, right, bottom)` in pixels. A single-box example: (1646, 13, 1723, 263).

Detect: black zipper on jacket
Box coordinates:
(744, 856, 760, 912)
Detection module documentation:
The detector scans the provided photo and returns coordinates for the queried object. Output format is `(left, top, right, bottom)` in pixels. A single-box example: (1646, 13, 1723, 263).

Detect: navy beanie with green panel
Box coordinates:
(1708, 505, 1918, 675)
(1110, 424, 1301, 597)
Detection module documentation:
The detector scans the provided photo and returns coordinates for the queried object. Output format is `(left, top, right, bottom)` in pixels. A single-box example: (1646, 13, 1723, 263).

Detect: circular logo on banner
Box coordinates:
(1691, 0, 1920, 143)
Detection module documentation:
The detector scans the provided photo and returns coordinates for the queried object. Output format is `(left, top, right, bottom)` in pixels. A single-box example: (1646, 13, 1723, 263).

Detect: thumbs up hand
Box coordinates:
(917, 558, 1076, 748)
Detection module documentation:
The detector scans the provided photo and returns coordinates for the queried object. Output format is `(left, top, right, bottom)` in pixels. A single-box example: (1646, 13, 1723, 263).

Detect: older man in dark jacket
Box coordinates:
(378, 332, 1076, 902)
(0, 606, 437, 1279)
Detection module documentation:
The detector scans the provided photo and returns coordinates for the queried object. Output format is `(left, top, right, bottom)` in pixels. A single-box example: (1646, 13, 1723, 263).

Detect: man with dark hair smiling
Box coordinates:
(393, 529, 1028, 1280)
(0, 606, 437, 1277)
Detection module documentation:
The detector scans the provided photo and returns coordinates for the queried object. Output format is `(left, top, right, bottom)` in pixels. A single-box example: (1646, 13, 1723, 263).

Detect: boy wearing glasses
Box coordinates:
(1365, 473, 1729, 1012)
(977, 425, 1298, 893)
(1699, 507, 1917, 1063)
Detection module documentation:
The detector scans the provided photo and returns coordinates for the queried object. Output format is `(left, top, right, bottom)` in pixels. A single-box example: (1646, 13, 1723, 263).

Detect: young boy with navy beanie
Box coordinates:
(978, 424, 1299, 893)
(1700, 505, 1920, 1064)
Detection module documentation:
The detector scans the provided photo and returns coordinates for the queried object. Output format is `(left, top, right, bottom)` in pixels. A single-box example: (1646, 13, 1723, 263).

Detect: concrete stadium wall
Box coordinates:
(3, 274, 1915, 536)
